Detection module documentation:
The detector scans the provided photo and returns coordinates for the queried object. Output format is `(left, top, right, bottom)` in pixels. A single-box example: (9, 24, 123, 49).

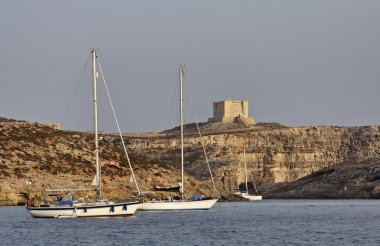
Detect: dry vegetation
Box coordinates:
(0, 117, 213, 205)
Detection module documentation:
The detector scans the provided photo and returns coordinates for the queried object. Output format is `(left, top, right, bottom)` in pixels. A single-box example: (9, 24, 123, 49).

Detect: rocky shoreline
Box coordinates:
(260, 158, 380, 199)
(1, 117, 380, 205)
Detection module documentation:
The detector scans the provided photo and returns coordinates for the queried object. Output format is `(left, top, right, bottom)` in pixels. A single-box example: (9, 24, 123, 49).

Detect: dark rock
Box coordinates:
(260, 158, 380, 199)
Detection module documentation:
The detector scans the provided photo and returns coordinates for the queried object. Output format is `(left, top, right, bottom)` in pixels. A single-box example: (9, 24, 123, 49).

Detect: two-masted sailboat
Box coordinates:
(234, 149, 262, 201)
(27, 49, 140, 218)
(138, 65, 218, 211)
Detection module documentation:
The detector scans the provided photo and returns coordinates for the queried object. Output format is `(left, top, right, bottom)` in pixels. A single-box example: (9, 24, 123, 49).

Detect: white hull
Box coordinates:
(240, 193, 262, 201)
(28, 202, 140, 218)
(137, 199, 218, 211)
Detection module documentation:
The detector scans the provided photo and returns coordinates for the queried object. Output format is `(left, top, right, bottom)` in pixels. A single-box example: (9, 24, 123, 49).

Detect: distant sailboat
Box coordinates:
(27, 49, 140, 218)
(234, 149, 262, 201)
(138, 65, 218, 211)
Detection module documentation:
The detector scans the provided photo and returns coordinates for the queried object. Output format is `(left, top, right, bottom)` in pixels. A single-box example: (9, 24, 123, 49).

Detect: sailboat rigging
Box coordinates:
(26, 49, 140, 218)
(234, 149, 263, 201)
(138, 65, 218, 211)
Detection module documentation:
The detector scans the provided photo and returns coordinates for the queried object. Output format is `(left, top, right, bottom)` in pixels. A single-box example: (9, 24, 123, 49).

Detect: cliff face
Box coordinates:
(0, 118, 210, 205)
(260, 158, 380, 199)
(125, 124, 380, 192)
(1, 117, 380, 205)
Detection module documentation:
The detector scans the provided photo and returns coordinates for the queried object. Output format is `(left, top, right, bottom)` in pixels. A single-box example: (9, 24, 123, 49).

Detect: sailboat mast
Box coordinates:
(179, 65, 184, 198)
(92, 49, 101, 199)
(244, 149, 248, 193)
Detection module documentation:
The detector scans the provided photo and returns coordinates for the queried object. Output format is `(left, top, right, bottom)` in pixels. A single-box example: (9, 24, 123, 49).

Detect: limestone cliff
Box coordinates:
(0, 117, 211, 205)
(260, 158, 380, 199)
(1, 117, 380, 205)
(125, 123, 380, 193)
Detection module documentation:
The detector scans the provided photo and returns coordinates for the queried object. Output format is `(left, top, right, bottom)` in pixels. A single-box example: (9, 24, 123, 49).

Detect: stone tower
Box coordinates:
(208, 100, 255, 125)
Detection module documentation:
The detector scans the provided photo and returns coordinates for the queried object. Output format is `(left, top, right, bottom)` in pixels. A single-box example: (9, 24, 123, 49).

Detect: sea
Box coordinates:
(0, 200, 379, 246)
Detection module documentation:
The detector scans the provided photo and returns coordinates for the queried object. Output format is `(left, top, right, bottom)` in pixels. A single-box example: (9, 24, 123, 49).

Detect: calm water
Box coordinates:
(0, 200, 379, 245)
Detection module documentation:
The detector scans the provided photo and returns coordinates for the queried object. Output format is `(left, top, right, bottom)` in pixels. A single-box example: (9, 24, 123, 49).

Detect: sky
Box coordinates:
(1, 1, 379, 132)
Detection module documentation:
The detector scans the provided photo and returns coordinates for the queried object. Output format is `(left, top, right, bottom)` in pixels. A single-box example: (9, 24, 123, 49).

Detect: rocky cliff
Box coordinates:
(125, 122, 380, 193)
(0, 117, 211, 205)
(1, 117, 380, 205)
(260, 158, 380, 199)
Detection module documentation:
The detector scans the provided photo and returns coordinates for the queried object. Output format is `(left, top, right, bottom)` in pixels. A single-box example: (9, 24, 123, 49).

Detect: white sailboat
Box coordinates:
(138, 65, 218, 211)
(234, 149, 263, 201)
(27, 49, 140, 218)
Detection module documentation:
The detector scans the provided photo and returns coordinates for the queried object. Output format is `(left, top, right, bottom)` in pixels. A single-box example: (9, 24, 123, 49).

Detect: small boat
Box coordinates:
(154, 184, 181, 192)
(233, 191, 263, 201)
(138, 65, 218, 211)
(26, 49, 140, 218)
(234, 149, 262, 201)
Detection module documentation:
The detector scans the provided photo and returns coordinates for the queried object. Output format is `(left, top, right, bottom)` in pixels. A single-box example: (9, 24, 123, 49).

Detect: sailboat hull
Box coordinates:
(240, 193, 262, 201)
(27, 202, 140, 218)
(137, 199, 218, 211)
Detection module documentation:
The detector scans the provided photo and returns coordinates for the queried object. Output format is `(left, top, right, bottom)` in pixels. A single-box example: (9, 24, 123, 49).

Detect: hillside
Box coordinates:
(0, 117, 212, 205)
(260, 158, 380, 199)
(126, 122, 380, 192)
(1, 117, 380, 205)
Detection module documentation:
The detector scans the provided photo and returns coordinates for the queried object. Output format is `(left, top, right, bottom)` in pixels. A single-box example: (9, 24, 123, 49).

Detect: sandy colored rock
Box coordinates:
(125, 122, 380, 193)
(260, 157, 380, 199)
(0, 117, 213, 205)
(1, 117, 380, 205)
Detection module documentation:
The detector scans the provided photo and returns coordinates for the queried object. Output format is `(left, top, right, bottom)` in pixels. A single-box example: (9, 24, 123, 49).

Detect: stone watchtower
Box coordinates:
(208, 100, 255, 125)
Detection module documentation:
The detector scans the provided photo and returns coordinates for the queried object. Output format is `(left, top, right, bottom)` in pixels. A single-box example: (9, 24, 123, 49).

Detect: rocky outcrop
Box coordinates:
(260, 158, 380, 199)
(1, 117, 380, 205)
(0, 117, 212, 205)
(125, 123, 380, 192)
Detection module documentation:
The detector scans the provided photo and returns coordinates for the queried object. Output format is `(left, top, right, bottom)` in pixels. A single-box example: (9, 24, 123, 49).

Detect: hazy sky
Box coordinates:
(1, 1, 379, 132)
